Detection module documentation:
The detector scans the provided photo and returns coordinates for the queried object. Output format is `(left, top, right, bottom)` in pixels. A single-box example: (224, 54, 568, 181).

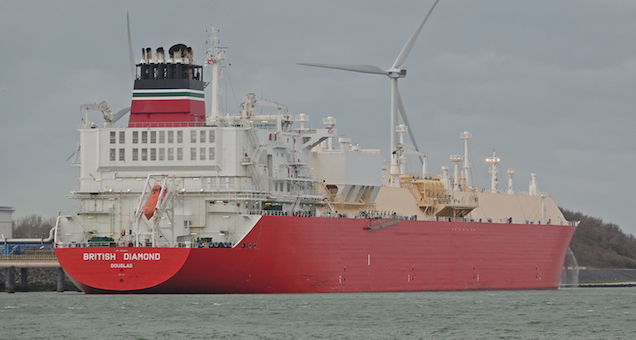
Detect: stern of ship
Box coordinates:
(55, 247, 190, 293)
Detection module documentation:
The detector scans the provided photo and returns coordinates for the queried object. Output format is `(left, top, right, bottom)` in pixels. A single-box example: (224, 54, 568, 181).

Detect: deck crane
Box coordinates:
(80, 101, 130, 127)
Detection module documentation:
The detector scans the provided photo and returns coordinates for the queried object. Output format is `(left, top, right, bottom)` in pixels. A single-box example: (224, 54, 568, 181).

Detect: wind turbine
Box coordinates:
(298, 0, 440, 186)
(127, 12, 136, 86)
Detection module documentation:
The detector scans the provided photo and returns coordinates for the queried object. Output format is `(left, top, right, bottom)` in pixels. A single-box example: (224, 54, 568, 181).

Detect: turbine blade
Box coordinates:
(65, 150, 77, 162)
(127, 12, 135, 86)
(112, 107, 131, 124)
(392, 0, 440, 69)
(297, 63, 386, 75)
(397, 89, 424, 165)
(66, 143, 80, 162)
(403, 144, 425, 157)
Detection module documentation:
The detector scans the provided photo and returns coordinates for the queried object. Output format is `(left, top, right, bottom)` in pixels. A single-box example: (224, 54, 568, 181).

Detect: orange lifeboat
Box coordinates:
(143, 185, 164, 220)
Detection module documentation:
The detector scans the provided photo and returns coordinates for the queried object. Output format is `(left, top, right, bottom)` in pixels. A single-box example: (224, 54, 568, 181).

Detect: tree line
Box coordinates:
(561, 208, 636, 269)
(11, 215, 56, 239)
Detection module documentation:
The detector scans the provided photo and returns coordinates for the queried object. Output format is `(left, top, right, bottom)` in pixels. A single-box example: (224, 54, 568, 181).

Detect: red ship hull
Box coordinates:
(55, 216, 576, 294)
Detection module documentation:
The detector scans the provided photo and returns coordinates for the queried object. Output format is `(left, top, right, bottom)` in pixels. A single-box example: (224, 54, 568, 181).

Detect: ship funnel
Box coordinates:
(156, 47, 165, 63)
(129, 42, 205, 127)
(169, 43, 188, 60)
(186, 47, 193, 62)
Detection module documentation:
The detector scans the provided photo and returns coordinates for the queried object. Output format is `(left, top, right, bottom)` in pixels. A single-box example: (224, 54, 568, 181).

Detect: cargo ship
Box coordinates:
(53, 10, 577, 294)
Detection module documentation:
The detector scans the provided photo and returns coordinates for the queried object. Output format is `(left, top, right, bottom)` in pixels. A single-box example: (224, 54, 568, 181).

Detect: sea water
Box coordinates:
(1, 288, 635, 339)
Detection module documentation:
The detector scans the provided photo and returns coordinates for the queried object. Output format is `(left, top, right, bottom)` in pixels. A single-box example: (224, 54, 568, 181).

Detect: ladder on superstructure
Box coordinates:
(244, 128, 267, 191)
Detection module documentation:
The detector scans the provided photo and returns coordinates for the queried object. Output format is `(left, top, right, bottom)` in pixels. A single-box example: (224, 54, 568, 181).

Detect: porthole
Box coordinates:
(242, 244, 246, 248)
(248, 244, 252, 249)
(253, 243, 257, 249)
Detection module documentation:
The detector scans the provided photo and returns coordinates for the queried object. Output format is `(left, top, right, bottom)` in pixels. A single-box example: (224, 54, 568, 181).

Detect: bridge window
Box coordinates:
(133, 131, 138, 144)
(209, 130, 215, 143)
(168, 148, 174, 161)
(132, 149, 138, 161)
(177, 131, 183, 143)
(119, 149, 125, 161)
(150, 148, 156, 161)
(209, 147, 215, 161)
(110, 132, 116, 144)
(159, 131, 165, 143)
(177, 147, 183, 161)
(200, 147, 206, 160)
(142, 148, 148, 161)
(190, 148, 196, 161)
(142, 131, 148, 143)
(110, 148, 116, 161)
(151, 131, 156, 143)
(200, 130, 206, 143)
(168, 131, 174, 143)
(159, 148, 165, 161)
(190, 130, 197, 143)
(119, 131, 125, 144)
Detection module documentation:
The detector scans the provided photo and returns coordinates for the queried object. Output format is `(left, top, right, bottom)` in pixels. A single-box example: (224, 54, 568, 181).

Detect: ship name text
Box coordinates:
(123, 252, 161, 261)
(82, 252, 161, 261)
(83, 253, 116, 261)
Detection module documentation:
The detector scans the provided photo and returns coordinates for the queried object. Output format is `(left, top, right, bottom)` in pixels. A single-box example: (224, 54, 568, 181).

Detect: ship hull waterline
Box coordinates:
(55, 216, 576, 294)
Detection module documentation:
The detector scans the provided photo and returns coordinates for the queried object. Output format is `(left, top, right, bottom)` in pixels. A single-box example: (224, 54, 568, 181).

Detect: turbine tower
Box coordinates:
(298, 0, 440, 187)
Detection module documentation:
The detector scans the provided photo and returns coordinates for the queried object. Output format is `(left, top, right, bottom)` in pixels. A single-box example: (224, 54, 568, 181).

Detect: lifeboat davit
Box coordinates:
(143, 185, 164, 220)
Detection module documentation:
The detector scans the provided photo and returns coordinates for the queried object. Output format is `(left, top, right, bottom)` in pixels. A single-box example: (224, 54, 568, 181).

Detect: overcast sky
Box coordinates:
(1, 0, 635, 236)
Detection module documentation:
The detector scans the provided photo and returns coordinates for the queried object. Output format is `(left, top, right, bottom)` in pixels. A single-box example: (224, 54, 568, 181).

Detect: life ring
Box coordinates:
(328, 128, 333, 133)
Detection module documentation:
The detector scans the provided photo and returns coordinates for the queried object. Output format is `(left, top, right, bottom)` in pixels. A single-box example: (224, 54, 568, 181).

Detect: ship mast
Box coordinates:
(206, 26, 224, 119)
(507, 169, 515, 194)
(461, 131, 471, 189)
(486, 150, 500, 193)
(450, 155, 463, 191)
